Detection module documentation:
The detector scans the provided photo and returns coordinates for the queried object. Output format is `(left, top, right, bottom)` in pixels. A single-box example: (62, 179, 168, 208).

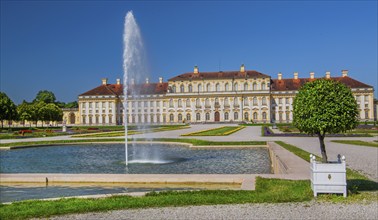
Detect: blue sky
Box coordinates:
(1, 1, 377, 104)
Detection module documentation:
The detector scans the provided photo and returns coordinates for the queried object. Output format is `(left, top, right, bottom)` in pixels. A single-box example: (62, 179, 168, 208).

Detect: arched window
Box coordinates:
(234, 83, 238, 91)
(196, 113, 201, 121)
(253, 97, 258, 106)
(216, 83, 220, 92)
(234, 112, 239, 120)
(196, 98, 200, 107)
(253, 83, 257, 90)
(205, 98, 210, 107)
(206, 83, 211, 92)
(188, 84, 193, 92)
(244, 97, 248, 105)
(253, 112, 258, 120)
(244, 83, 248, 91)
(180, 84, 184, 93)
(224, 97, 229, 106)
(186, 98, 190, 107)
(170, 114, 174, 122)
(224, 112, 229, 120)
(169, 99, 174, 107)
(198, 84, 202, 92)
(178, 99, 182, 107)
(215, 98, 219, 106)
(261, 82, 266, 90)
(172, 85, 176, 93)
(186, 113, 191, 121)
(225, 83, 229, 91)
(262, 97, 267, 105)
(244, 112, 249, 120)
(262, 112, 267, 120)
(233, 97, 239, 106)
(178, 113, 182, 121)
(205, 112, 210, 120)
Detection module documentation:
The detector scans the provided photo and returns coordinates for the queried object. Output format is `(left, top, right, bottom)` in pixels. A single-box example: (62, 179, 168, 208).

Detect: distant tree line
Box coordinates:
(0, 90, 78, 128)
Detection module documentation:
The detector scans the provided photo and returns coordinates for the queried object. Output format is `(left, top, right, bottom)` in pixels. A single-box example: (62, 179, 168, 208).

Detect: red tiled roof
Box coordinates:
(169, 70, 270, 81)
(79, 83, 168, 96)
(271, 76, 373, 91)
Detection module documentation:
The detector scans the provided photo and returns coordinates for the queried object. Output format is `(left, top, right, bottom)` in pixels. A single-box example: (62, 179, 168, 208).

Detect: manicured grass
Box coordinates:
(0, 177, 313, 220)
(0, 138, 266, 148)
(331, 140, 378, 148)
(274, 141, 378, 193)
(182, 126, 244, 136)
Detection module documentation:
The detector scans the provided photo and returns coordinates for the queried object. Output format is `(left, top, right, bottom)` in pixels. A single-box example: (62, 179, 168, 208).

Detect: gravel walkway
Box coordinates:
(50, 201, 378, 220)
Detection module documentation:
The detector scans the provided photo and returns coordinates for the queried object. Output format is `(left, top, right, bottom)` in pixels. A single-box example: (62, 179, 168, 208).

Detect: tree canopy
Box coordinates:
(0, 92, 18, 128)
(33, 90, 56, 103)
(293, 79, 359, 162)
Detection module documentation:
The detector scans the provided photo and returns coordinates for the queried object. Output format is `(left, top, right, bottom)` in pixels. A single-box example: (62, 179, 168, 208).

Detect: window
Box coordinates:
(186, 113, 191, 121)
(244, 112, 249, 120)
(178, 99, 182, 107)
(163, 101, 167, 107)
(234, 97, 239, 106)
(286, 112, 290, 121)
(144, 115, 148, 123)
(95, 102, 99, 108)
(253, 97, 258, 106)
(279, 98, 282, 104)
(261, 82, 266, 90)
(244, 83, 248, 91)
(224, 98, 229, 106)
(198, 84, 202, 92)
(286, 98, 290, 104)
(89, 102, 92, 108)
(196, 113, 201, 121)
(253, 83, 257, 90)
(365, 111, 369, 119)
(215, 98, 220, 106)
(180, 84, 184, 93)
(186, 98, 190, 107)
(356, 96, 360, 102)
(206, 83, 211, 92)
(144, 101, 148, 107)
(150, 115, 154, 123)
(234, 83, 238, 91)
(196, 98, 201, 107)
(205, 113, 210, 121)
(225, 83, 229, 91)
(234, 112, 238, 120)
(102, 116, 106, 124)
(172, 85, 176, 93)
(216, 83, 220, 92)
(169, 114, 174, 122)
(262, 97, 267, 105)
(138, 102, 141, 107)
(253, 112, 258, 120)
(364, 95, 369, 102)
(244, 97, 248, 105)
(205, 98, 210, 107)
(178, 113, 182, 121)
(262, 112, 267, 120)
(188, 84, 193, 92)
(150, 101, 154, 107)
(224, 112, 229, 120)
(169, 99, 174, 107)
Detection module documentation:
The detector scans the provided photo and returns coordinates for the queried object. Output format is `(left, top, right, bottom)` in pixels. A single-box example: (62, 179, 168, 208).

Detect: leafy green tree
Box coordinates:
(293, 79, 359, 162)
(0, 92, 18, 128)
(17, 101, 33, 127)
(64, 101, 78, 108)
(40, 103, 63, 126)
(33, 90, 56, 103)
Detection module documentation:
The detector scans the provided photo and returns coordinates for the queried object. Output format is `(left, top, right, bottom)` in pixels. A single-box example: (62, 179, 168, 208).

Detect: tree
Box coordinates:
(40, 103, 63, 126)
(65, 101, 78, 108)
(293, 79, 359, 163)
(17, 101, 33, 127)
(0, 92, 18, 128)
(33, 90, 56, 103)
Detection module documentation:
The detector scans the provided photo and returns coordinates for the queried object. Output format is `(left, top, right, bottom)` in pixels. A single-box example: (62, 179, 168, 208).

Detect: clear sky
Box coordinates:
(1, 1, 377, 104)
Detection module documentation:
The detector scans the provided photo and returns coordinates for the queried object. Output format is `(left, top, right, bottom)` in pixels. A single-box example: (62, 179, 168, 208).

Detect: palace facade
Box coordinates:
(77, 65, 375, 125)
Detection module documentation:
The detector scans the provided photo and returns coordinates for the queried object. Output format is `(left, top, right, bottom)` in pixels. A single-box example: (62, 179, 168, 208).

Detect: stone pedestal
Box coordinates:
(310, 154, 347, 197)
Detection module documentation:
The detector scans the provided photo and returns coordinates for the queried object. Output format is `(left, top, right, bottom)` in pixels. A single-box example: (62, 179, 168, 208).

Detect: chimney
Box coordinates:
(278, 72, 282, 80)
(325, 71, 331, 79)
(294, 72, 298, 80)
(101, 78, 108, 85)
(131, 78, 135, 85)
(342, 70, 348, 77)
(116, 79, 121, 85)
(145, 77, 149, 84)
(159, 77, 163, 83)
(240, 64, 245, 73)
(310, 72, 315, 79)
(194, 65, 199, 74)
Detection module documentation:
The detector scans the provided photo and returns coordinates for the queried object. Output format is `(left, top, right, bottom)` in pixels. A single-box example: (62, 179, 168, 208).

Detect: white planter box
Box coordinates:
(310, 154, 347, 197)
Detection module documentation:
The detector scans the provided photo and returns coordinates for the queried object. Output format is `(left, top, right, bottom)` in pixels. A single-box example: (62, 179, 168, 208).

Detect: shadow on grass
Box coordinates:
(347, 179, 378, 192)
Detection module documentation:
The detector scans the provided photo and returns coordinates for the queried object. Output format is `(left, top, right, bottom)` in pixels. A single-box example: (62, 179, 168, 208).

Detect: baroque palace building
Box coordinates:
(77, 65, 375, 125)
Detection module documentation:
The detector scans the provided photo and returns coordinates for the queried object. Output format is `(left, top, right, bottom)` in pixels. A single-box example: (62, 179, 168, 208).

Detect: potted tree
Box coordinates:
(293, 78, 359, 197)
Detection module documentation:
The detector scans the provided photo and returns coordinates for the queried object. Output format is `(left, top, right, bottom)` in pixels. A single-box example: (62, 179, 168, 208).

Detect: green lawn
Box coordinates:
(331, 140, 378, 148)
(0, 177, 312, 220)
(182, 126, 244, 136)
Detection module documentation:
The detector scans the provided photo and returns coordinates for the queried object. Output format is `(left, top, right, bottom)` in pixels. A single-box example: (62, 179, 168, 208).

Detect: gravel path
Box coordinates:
(50, 201, 378, 220)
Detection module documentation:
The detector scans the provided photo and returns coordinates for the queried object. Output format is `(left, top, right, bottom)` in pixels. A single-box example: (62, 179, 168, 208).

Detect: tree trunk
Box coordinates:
(318, 132, 328, 163)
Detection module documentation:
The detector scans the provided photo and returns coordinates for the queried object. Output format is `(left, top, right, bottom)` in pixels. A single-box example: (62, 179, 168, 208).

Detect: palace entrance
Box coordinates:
(214, 111, 220, 122)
